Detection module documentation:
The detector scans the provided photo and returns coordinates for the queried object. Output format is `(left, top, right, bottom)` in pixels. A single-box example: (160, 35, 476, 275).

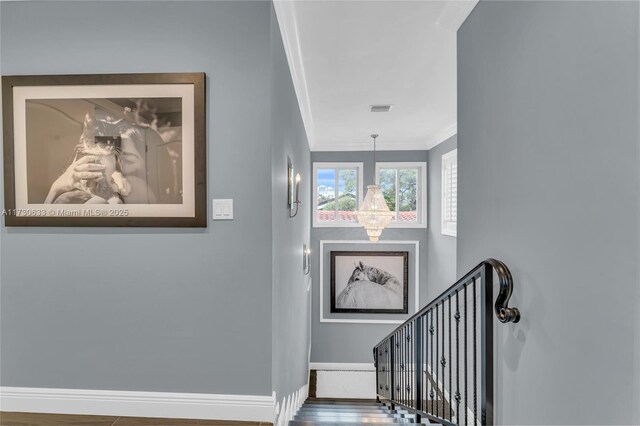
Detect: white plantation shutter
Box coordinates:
(442, 149, 457, 236)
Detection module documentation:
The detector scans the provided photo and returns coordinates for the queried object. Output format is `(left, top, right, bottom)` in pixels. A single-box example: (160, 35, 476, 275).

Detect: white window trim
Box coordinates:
(441, 149, 457, 237)
(375, 162, 427, 229)
(313, 162, 364, 228)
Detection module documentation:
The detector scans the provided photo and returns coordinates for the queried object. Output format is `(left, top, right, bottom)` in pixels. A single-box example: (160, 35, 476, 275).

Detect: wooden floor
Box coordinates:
(0, 412, 272, 426)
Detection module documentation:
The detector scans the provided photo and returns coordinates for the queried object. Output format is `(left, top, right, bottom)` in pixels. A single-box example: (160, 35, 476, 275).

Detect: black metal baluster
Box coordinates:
(398, 330, 402, 405)
(401, 327, 404, 405)
(375, 347, 378, 398)
(435, 303, 439, 418)
(418, 315, 424, 413)
(391, 334, 395, 405)
(398, 331, 402, 405)
(410, 321, 414, 408)
(383, 342, 387, 399)
(414, 319, 418, 410)
(381, 340, 389, 399)
(417, 318, 421, 410)
(402, 327, 406, 406)
(408, 323, 411, 407)
(401, 329, 404, 405)
(421, 317, 424, 411)
(378, 345, 381, 398)
(473, 277, 477, 426)
(384, 342, 388, 399)
(449, 294, 453, 421)
(411, 322, 414, 408)
(394, 334, 397, 405)
(388, 339, 391, 400)
(402, 328, 406, 406)
(382, 346, 386, 400)
(410, 321, 415, 408)
(455, 290, 461, 423)
(388, 342, 390, 402)
(464, 283, 468, 426)
(429, 309, 434, 415)
(440, 300, 447, 419)
(406, 325, 409, 406)
(404, 327, 407, 406)
(396, 331, 400, 405)
(426, 314, 429, 412)
(379, 344, 382, 398)
(400, 327, 407, 404)
(397, 331, 400, 405)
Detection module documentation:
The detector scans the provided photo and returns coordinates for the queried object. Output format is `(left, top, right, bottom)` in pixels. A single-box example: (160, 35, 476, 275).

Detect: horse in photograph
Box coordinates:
(336, 261, 403, 309)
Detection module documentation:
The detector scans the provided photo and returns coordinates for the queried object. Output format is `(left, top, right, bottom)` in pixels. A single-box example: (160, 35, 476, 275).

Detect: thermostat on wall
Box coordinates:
(212, 199, 233, 220)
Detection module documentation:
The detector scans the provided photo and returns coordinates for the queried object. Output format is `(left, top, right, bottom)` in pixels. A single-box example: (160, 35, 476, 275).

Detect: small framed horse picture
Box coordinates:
(330, 251, 409, 314)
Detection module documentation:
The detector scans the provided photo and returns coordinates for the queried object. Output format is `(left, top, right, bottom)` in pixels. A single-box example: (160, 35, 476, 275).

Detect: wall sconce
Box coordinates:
(288, 157, 301, 218)
(303, 243, 311, 275)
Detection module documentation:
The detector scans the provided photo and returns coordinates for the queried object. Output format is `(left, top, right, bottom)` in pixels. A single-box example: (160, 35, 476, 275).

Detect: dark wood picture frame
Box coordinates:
(330, 250, 409, 314)
(2, 72, 206, 227)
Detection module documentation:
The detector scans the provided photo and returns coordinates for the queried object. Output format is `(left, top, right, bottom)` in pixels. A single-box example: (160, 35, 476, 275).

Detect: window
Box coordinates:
(375, 162, 427, 228)
(313, 162, 363, 227)
(442, 149, 457, 236)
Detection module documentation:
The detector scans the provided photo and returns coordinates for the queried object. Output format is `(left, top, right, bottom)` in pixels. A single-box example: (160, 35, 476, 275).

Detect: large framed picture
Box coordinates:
(330, 250, 409, 314)
(2, 73, 206, 227)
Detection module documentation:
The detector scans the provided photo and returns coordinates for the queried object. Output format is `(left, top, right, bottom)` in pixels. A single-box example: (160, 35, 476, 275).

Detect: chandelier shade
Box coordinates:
(356, 133, 394, 242)
(357, 184, 394, 242)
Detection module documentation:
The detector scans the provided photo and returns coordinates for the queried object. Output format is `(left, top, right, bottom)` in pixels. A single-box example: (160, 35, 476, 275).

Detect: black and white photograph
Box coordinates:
(330, 251, 409, 314)
(2, 73, 206, 226)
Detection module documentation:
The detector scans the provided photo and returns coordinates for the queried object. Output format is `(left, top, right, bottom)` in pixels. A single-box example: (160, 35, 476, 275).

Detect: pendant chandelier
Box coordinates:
(357, 134, 394, 242)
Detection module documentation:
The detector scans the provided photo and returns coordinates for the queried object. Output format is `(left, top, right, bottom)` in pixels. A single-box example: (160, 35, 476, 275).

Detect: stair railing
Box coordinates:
(373, 258, 520, 425)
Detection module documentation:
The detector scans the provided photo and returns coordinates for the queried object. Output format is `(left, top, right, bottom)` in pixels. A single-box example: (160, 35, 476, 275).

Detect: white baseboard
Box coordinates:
(274, 383, 308, 426)
(310, 363, 376, 399)
(316, 371, 376, 399)
(0, 387, 276, 422)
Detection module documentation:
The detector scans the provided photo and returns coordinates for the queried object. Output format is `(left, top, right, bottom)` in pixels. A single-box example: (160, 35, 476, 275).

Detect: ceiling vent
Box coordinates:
(370, 105, 393, 113)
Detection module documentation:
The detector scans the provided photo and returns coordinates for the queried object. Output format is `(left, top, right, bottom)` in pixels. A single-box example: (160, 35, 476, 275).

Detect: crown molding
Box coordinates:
(425, 122, 458, 149)
(311, 125, 457, 152)
(436, 0, 480, 31)
(273, 1, 315, 150)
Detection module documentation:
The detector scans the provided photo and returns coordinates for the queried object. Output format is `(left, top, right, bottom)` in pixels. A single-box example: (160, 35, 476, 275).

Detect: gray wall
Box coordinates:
(427, 135, 457, 301)
(310, 150, 430, 363)
(458, 1, 639, 424)
(0, 0, 294, 397)
(635, 3, 640, 420)
(270, 6, 312, 403)
(636, 3, 640, 416)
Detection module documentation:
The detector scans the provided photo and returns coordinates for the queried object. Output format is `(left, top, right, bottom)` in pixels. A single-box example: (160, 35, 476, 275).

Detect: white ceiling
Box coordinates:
(274, 0, 478, 151)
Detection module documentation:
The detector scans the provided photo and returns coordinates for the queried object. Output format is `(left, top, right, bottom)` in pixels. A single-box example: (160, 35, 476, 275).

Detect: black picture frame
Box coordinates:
(2, 72, 206, 227)
(330, 250, 409, 314)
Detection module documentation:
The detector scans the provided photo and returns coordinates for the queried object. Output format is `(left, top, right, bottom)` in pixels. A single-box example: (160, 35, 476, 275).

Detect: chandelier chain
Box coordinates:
(371, 134, 378, 171)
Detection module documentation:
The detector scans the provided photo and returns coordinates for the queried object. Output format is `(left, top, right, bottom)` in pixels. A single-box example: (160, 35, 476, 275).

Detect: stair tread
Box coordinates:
(304, 401, 380, 404)
(295, 415, 411, 420)
(297, 412, 411, 417)
(299, 407, 392, 412)
(290, 423, 419, 426)
(290, 398, 428, 425)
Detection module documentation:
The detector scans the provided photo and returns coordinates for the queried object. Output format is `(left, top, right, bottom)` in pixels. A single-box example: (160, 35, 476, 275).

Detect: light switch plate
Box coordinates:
(212, 199, 233, 220)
